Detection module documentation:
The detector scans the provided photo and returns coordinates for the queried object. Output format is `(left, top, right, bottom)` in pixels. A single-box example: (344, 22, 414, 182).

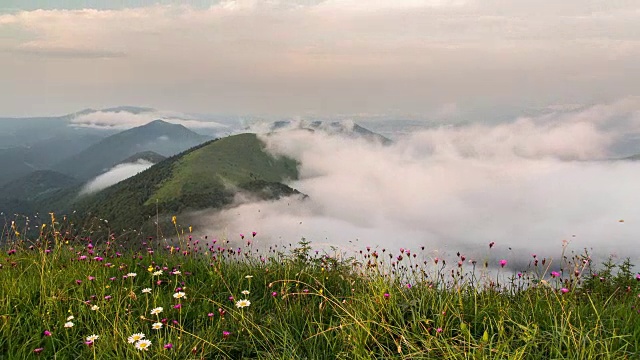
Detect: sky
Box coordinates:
(1, 0, 639, 118)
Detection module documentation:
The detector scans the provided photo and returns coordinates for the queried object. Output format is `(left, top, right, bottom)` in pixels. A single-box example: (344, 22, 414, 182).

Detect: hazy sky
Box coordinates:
(1, 0, 639, 118)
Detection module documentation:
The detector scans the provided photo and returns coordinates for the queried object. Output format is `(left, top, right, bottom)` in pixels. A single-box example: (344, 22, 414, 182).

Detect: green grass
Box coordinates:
(149, 133, 298, 205)
(1, 217, 639, 359)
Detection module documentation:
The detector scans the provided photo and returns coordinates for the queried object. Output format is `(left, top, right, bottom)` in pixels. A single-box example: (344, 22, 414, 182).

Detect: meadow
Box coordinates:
(1, 215, 639, 359)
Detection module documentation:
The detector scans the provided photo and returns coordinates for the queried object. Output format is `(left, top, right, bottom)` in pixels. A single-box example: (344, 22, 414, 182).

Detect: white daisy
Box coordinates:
(241, 290, 250, 295)
(64, 321, 74, 328)
(135, 339, 152, 351)
(151, 322, 163, 330)
(150, 307, 163, 315)
(90, 305, 99, 311)
(141, 288, 152, 294)
(127, 333, 145, 344)
(173, 292, 186, 299)
(126, 272, 137, 277)
(235, 299, 251, 308)
(86, 334, 99, 342)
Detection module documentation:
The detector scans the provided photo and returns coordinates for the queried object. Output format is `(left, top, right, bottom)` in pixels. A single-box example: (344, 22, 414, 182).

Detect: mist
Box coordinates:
(80, 160, 154, 195)
(190, 106, 640, 266)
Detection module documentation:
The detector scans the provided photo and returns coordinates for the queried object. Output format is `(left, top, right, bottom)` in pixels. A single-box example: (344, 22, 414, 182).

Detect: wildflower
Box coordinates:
(75, 279, 82, 285)
(406, 284, 412, 289)
(235, 299, 251, 308)
(64, 322, 74, 328)
(384, 293, 390, 299)
(127, 333, 145, 343)
(208, 312, 214, 317)
(271, 291, 278, 297)
(88, 276, 95, 281)
(86, 334, 99, 342)
(126, 273, 137, 278)
(436, 328, 443, 333)
(67, 315, 74, 321)
(152, 322, 163, 330)
(489, 242, 495, 248)
(43, 330, 52, 336)
(34, 348, 44, 354)
(173, 292, 186, 299)
(560, 288, 569, 294)
(173, 304, 182, 309)
(141, 288, 152, 294)
(245, 275, 253, 279)
(91, 305, 99, 311)
(150, 307, 163, 315)
(135, 339, 152, 351)
(499, 259, 508, 268)
(241, 290, 250, 295)
(636, 274, 640, 281)
(172, 270, 181, 275)
(222, 331, 231, 338)
(153, 270, 163, 276)
(551, 271, 561, 278)
(104, 295, 112, 300)
(164, 343, 173, 349)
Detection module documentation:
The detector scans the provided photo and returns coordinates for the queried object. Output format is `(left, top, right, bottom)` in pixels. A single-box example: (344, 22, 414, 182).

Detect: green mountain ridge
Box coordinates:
(54, 120, 212, 180)
(71, 133, 299, 231)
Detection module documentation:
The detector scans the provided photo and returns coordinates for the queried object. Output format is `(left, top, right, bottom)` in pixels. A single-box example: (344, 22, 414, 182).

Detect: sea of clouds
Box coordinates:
(190, 98, 640, 266)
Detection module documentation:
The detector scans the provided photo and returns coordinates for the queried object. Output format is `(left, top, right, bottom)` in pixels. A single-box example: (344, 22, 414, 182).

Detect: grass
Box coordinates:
(1, 216, 639, 359)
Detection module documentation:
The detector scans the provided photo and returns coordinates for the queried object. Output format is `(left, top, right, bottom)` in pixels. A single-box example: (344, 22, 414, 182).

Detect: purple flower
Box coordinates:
(43, 330, 52, 336)
(222, 331, 231, 339)
(560, 288, 569, 294)
(406, 284, 412, 289)
(164, 343, 173, 349)
(636, 274, 640, 281)
(551, 271, 561, 278)
(271, 291, 278, 297)
(499, 259, 507, 268)
(173, 304, 182, 309)
(383, 293, 390, 299)
(75, 280, 82, 285)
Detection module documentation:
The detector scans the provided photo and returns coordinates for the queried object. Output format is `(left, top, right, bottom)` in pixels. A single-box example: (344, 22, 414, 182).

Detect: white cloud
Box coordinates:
(69, 110, 227, 130)
(80, 160, 154, 195)
(0, 2, 638, 116)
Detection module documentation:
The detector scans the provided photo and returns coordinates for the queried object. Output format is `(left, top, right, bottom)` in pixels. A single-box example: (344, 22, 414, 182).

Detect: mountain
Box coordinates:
(0, 170, 79, 202)
(119, 151, 166, 164)
(254, 120, 392, 144)
(54, 120, 212, 180)
(73, 133, 299, 231)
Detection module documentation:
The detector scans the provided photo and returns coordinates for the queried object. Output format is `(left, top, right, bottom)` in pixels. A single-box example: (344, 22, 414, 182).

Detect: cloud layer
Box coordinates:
(80, 160, 154, 195)
(1, 1, 639, 116)
(69, 109, 227, 131)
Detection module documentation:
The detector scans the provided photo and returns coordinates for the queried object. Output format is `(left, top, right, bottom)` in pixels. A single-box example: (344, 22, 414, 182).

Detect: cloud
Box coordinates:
(69, 109, 227, 130)
(190, 100, 640, 265)
(80, 160, 154, 195)
(1, 2, 639, 116)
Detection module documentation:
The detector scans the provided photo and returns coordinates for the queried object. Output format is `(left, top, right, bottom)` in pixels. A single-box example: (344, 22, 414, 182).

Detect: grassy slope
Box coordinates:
(149, 133, 298, 205)
(74, 133, 298, 231)
(1, 222, 639, 359)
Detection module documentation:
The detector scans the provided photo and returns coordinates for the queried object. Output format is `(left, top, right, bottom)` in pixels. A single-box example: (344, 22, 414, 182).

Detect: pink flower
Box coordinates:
(164, 343, 173, 349)
(489, 242, 495, 248)
(271, 291, 278, 297)
(560, 288, 569, 294)
(34, 348, 44, 354)
(551, 271, 561, 278)
(252, 231, 257, 237)
(383, 293, 390, 299)
(208, 313, 214, 317)
(499, 259, 507, 268)
(222, 331, 231, 338)
(436, 328, 443, 333)
(173, 304, 182, 309)
(43, 330, 52, 336)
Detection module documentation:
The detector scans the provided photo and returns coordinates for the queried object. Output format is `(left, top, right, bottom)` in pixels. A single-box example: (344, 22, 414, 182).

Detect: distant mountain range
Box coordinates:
(54, 120, 211, 180)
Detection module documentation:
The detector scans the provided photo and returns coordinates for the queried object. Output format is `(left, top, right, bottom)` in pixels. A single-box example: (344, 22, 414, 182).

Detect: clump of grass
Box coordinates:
(0, 215, 639, 359)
